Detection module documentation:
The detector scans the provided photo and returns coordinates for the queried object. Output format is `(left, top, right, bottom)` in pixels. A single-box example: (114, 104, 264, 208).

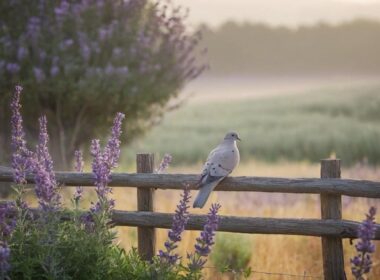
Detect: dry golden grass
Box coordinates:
(107, 160, 380, 279)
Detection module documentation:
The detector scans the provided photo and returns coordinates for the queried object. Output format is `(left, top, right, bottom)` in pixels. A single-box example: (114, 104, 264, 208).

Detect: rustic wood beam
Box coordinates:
(0, 170, 380, 197)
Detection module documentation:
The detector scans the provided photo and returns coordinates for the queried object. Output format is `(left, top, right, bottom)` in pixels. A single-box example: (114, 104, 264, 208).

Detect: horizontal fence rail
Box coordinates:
(112, 211, 380, 239)
(1, 170, 380, 198)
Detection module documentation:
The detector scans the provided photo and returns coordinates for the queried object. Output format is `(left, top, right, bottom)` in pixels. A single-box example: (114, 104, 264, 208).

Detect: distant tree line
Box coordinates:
(201, 19, 380, 76)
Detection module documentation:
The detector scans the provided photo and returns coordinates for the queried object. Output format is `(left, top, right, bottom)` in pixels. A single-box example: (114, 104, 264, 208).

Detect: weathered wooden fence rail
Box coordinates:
(1, 155, 380, 280)
(1, 171, 380, 197)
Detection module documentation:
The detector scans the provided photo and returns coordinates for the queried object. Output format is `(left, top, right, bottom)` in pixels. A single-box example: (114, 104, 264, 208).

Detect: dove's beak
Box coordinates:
(237, 136, 242, 141)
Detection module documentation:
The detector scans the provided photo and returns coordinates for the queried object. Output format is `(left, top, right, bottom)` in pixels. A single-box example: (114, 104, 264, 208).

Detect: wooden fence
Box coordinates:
(1, 154, 380, 280)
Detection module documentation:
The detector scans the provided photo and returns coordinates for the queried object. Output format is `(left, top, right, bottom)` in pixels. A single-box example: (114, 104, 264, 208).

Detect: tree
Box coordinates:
(0, 0, 205, 169)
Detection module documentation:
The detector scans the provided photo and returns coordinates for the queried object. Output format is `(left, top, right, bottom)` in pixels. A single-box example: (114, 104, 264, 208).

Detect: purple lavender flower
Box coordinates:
(59, 39, 74, 50)
(103, 112, 125, 169)
(33, 116, 61, 211)
(33, 67, 45, 82)
(156, 154, 172, 174)
(6, 63, 20, 75)
(17, 46, 28, 61)
(351, 206, 377, 280)
(0, 201, 16, 276)
(80, 44, 91, 61)
(116, 66, 129, 76)
(50, 65, 59, 77)
(0, 243, 11, 275)
(159, 186, 191, 264)
(0, 202, 17, 239)
(73, 150, 84, 203)
(37, 116, 55, 178)
(26, 17, 41, 40)
(188, 203, 221, 272)
(11, 85, 34, 185)
(54, 0, 70, 18)
(88, 112, 125, 215)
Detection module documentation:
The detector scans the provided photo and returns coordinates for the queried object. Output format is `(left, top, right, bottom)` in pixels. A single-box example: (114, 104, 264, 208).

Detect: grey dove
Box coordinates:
(193, 132, 241, 208)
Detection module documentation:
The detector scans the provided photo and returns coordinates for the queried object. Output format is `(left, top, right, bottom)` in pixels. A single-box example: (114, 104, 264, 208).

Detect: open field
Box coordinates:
(124, 78, 380, 166)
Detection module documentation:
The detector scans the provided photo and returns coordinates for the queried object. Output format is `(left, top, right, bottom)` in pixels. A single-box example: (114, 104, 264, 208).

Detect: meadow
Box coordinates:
(124, 80, 380, 167)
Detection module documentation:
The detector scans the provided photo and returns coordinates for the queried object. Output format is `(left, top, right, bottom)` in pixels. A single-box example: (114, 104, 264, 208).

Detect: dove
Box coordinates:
(193, 132, 241, 208)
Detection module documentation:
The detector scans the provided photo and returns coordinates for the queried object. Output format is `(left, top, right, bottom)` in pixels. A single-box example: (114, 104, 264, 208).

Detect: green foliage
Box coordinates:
(7, 205, 202, 280)
(211, 233, 252, 279)
(126, 83, 380, 166)
(0, 0, 204, 168)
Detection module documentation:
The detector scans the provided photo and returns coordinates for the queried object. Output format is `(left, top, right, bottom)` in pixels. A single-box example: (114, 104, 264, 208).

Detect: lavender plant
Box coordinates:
(156, 154, 173, 174)
(158, 186, 191, 265)
(0, 202, 16, 277)
(82, 112, 125, 231)
(186, 203, 221, 279)
(351, 206, 377, 280)
(0, 0, 206, 168)
(10, 85, 33, 186)
(33, 116, 61, 212)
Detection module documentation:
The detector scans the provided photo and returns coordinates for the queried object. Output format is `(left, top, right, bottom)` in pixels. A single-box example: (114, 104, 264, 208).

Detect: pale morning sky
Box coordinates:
(173, 0, 380, 28)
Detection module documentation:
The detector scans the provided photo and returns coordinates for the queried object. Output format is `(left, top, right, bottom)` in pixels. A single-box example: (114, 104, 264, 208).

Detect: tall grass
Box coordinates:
(124, 84, 380, 166)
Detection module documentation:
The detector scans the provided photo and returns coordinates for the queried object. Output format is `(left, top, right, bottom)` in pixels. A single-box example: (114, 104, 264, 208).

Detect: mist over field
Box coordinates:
(125, 20, 380, 168)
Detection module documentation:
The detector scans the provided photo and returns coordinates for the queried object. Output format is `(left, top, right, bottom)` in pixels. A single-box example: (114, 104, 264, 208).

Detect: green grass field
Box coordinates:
(123, 83, 380, 167)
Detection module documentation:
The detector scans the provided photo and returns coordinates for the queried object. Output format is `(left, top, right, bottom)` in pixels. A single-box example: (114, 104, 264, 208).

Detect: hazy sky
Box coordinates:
(174, 0, 380, 28)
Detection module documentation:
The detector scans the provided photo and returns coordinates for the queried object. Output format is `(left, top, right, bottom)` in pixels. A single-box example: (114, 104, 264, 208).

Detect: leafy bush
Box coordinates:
(211, 233, 252, 279)
(0, 0, 206, 168)
(0, 86, 219, 280)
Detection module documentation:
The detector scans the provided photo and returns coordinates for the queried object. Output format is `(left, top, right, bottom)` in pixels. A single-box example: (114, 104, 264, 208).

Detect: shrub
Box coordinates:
(0, 0, 206, 168)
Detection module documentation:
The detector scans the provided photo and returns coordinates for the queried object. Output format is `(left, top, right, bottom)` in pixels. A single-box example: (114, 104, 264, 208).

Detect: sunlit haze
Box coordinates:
(174, 0, 380, 27)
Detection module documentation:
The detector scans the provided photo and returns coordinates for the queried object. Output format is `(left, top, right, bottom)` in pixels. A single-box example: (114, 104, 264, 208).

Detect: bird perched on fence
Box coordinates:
(193, 132, 241, 208)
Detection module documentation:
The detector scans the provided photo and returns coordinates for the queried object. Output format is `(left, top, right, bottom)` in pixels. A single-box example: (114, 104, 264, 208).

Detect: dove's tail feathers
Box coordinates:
(193, 179, 222, 208)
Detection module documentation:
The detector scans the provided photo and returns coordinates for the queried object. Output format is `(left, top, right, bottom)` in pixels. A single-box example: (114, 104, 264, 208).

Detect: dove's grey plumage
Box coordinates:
(193, 132, 240, 208)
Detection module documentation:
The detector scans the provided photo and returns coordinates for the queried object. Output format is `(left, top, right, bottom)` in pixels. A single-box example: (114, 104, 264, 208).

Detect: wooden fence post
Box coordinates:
(136, 153, 155, 261)
(320, 159, 346, 280)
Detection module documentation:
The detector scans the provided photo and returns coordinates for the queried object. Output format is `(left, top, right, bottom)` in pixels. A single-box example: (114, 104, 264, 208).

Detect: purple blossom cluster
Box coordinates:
(188, 203, 221, 272)
(86, 113, 125, 221)
(11, 85, 60, 212)
(156, 154, 173, 174)
(0, 202, 17, 240)
(0, 202, 17, 275)
(351, 206, 377, 280)
(158, 186, 191, 264)
(73, 150, 84, 203)
(0, 242, 11, 275)
(10, 85, 34, 185)
(0, 0, 205, 89)
(33, 116, 61, 211)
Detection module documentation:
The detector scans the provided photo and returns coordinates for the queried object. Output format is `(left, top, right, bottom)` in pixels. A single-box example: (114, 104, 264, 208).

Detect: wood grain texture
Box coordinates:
(111, 210, 379, 239)
(320, 159, 346, 280)
(0, 170, 380, 197)
(136, 154, 155, 261)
